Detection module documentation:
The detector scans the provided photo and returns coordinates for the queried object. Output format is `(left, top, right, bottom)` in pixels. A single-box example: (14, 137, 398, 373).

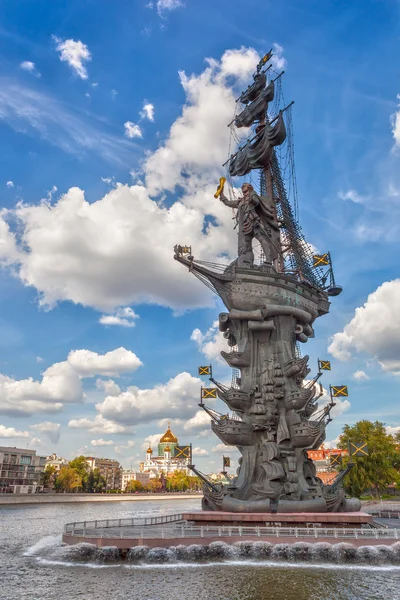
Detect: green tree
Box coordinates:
(41, 465, 57, 489)
(69, 456, 89, 479)
(338, 420, 400, 498)
(125, 480, 143, 493)
(55, 466, 82, 492)
(84, 468, 107, 493)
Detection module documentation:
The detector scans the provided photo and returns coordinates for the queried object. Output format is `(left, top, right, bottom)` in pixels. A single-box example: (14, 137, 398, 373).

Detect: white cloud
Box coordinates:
(140, 102, 155, 122)
(0, 362, 82, 417)
(184, 409, 211, 430)
(0, 347, 141, 416)
(270, 43, 287, 71)
(192, 446, 209, 456)
(91, 438, 114, 447)
(0, 215, 20, 265)
(386, 425, 400, 437)
(0, 48, 261, 312)
(145, 47, 258, 195)
(124, 121, 142, 139)
(328, 279, 400, 374)
(95, 379, 121, 397)
(0, 424, 30, 438)
(155, 0, 183, 15)
(111, 89, 118, 99)
(191, 321, 229, 364)
(20, 61, 35, 72)
(36, 356, 44, 363)
(324, 435, 341, 449)
(352, 370, 370, 381)
(141, 433, 162, 451)
(30, 422, 61, 443)
(97, 372, 200, 425)
(391, 95, 400, 145)
(68, 415, 134, 435)
(212, 444, 238, 454)
(20, 61, 41, 77)
(53, 36, 91, 79)
(6, 181, 14, 188)
(339, 190, 367, 204)
(99, 307, 139, 328)
(67, 347, 142, 377)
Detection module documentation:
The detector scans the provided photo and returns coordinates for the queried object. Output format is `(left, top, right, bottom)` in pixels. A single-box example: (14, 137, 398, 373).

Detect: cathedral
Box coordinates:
(139, 424, 191, 478)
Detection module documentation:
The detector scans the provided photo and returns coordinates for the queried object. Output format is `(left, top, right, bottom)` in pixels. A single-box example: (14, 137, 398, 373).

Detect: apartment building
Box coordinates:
(85, 457, 122, 490)
(0, 446, 46, 493)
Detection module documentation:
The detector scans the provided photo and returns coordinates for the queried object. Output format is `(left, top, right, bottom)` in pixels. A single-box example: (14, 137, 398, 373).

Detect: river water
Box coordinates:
(1, 498, 400, 600)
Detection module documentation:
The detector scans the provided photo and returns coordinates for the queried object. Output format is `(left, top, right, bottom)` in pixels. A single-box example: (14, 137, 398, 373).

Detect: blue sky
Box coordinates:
(0, 0, 399, 471)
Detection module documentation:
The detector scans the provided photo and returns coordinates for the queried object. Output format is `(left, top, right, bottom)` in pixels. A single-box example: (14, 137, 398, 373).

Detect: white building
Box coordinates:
(121, 470, 150, 490)
(140, 424, 190, 478)
(45, 453, 68, 472)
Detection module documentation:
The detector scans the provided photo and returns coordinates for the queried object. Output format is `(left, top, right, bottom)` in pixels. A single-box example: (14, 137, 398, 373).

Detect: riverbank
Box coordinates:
(0, 492, 202, 505)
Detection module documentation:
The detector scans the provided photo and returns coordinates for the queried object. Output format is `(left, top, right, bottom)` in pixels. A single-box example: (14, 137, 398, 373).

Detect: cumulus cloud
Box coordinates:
(99, 307, 139, 328)
(0, 424, 30, 438)
(95, 379, 121, 396)
(68, 414, 134, 435)
(141, 433, 162, 451)
(20, 61, 41, 77)
(53, 36, 91, 79)
(191, 321, 229, 364)
(192, 446, 209, 456)
(68, 347, 142, 377)
(30, 421, 61, 443)
(124, 121, 142, 138)
(91, 438, 114, 446)
(386, 425, 400, 437)
(140, 102, 155, 122)
(352, 370, 370, 381)
(184, 409, 211, 430)
(0, 48, 261, 312)
(328, 279, 400, 374)
(0, 216, 20, 265)
(0, 347, 142, 416)
(212, 444, 238, 454)
(6, 181, 14, 188)
(145, 47, 258, 195)
(97, 372, 200, 425)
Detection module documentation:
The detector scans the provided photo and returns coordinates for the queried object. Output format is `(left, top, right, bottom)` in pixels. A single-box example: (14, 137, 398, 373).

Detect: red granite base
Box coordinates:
(182, 511, 373, 528)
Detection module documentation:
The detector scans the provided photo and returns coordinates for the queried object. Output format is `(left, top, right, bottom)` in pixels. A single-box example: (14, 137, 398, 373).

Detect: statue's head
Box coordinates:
(241, 182, 253, 194)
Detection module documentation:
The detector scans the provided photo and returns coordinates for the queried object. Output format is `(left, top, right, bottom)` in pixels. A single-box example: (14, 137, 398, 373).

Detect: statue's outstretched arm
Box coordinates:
(219, 191, 239, 208)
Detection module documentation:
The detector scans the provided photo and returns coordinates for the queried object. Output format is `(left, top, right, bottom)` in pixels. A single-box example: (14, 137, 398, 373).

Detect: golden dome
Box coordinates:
(146, 447, 153, 453)
(160, 423, 178, 444)
(164, 446, 171, 452)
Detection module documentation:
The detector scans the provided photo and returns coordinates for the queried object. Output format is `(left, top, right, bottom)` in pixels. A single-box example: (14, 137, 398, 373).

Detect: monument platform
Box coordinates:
(61, 510, 400, 556)
(182, 511, 373, 528)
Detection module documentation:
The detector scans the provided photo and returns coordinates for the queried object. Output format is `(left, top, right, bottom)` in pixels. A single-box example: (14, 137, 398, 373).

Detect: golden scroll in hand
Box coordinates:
(214, 177, 226, 199)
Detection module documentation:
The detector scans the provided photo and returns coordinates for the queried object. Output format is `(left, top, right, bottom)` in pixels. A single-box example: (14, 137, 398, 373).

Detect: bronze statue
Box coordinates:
(219, 183, 281, 268)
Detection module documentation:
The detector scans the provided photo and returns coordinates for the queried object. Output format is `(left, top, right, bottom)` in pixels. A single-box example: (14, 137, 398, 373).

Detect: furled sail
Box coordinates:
(228, 112, 286, 177)
(235, 81, 275, 128)
(239, 71, 267, 104)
